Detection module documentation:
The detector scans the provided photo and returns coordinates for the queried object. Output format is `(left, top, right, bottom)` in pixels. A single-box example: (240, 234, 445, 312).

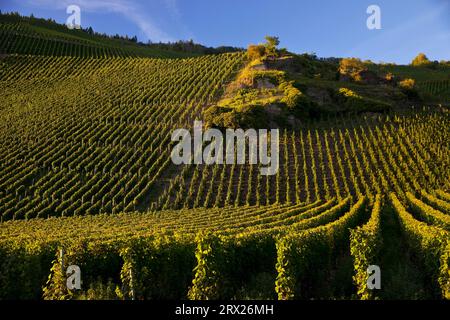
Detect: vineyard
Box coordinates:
(0, 53, 244, 220)
(1, 190, 450, 299)
(0, 14, 450, 301)
(419, 79, 450, 101)
(154, 111, 449, 210)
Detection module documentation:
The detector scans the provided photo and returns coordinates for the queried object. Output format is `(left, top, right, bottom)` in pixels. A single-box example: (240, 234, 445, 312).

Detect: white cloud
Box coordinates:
(21, 0, 174, 42)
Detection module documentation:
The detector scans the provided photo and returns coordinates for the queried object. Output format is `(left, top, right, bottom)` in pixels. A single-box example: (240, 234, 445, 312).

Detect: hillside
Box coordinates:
(0, 13, 239, 58)
(0, 53, 244, 218)
(0, 14, 449, 302)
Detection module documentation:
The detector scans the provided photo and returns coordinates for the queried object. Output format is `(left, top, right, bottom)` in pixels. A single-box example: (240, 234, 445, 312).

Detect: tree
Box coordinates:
(411, 53, 431, 66)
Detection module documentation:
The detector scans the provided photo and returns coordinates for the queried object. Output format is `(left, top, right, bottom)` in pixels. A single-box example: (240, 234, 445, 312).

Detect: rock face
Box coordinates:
(255, 78, 276, 89)
(250, 63, 267, 71)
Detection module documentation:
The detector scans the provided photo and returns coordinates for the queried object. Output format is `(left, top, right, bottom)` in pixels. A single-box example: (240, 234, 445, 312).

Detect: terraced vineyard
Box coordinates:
(419, 79, 450, 101)
(1, 191, 449, 300)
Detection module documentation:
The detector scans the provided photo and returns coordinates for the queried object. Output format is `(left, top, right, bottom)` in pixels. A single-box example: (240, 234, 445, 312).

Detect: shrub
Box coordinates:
(339, 58, 367, 81)
(188, 232, 226, 300)
(279, 81, 303, 109)
(350, 195, 383, 300)
(275, 197, 368, 299)
(335, 88, 390, 113)
(247, 44, 266, 61)
(385, 72, 394, 82)
(390, 193, 450, 299)
(411, 53, 432, 67)
(398, 78, 418, 98)
(121, 236, 195, 300)
(399, 78, 415, 90)
(264, 36, 280, 59)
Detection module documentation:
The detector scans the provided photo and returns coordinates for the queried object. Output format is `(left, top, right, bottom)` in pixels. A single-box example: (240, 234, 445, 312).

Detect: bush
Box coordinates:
(264, 36, 280, 59)
(247, 44, 266, 61)
(43, 240, 123, 300)
(203, 104, 269, 130)
(399, 78, 415, 90)
(398, 78, 418, 98)
(121, 236, 195, 300)
(390, 193, 450, 299)
(188, 231, 277, 300)
(350, 195, 383, 300)
(279, 81, 303, 109)
(188, 232, 226, 300)
(339, 58, 367, 81)
(335, 88, 391, 113)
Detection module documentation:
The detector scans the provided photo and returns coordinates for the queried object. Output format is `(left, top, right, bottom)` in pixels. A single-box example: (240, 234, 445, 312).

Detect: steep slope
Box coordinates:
(0, 53, 244, 220)
(0, 13, 205, 58)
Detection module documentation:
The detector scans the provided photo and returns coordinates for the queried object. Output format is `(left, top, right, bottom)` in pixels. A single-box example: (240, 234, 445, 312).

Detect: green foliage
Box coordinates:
(399, 78, 416, 90)
(335, 88, 391, 113)
(390, 193, 450, 298)
(0, 12, 235, 58)
(279, 81, 303, 108)
(406, 192, 450, 231)
(120, 236, 195, 299)
(275, 197, 368, 299)
(0, 241, 56, 299)
(339, 58, 367, 81)
(291, 53, 339, 80)
(188, 232, 225, 300)
(42, 240, 124, 300)
(418, 79, 450, 101)
(411, 53, 432, 67)
(206, 62, 309, 129)
(264, 36, 280, 59)
(421, 190, 450, 213)
(247, 44, 266, 61)
(398, 78, 419, 98)
(42, 249, 72, 300)
(203, 103, 269, 129)
(350, 195, 383, 300)
(246, 36, 280, 62)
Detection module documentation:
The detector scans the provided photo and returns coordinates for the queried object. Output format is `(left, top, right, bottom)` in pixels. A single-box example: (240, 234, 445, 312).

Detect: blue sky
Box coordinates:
(1, 0, 449, 64)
